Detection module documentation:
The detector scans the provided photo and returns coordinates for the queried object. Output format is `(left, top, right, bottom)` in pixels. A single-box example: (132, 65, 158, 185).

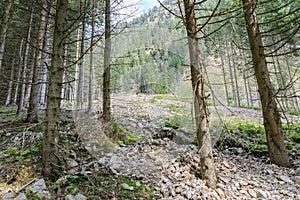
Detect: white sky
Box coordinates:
(117, 0, 160, 21)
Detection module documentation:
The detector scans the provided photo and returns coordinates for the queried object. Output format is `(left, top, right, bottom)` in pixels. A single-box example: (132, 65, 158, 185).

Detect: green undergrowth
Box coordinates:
(111, 121, 143, 145)
(218, 118, 300, 154)
(4, 140, 42, 163)
(0, 105, 22, 122)
(50, 170, 154, 199)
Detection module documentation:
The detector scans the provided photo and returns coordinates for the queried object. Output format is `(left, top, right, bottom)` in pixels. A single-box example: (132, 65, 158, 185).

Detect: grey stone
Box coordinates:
(14, 193, 28, 200)
(279, 175, 293, 183)
(121, 183, 134, 191)
(75, 194, 87, 200)
(67, 158, 79, 167)
(29, 179, 47, 193)
(295, 176, 300, 184)
(36, 191, 51, 199)
(256, 189, 268, 199)
(65, 194, 76, 200)
(1, 193, 15, 200)
(295, 167, 300, 175)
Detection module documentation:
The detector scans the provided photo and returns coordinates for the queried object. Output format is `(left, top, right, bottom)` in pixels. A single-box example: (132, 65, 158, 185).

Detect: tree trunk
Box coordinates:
(76, 0, 86, 110)
(73, 29, 80, 103)
(17, 5, 34, 116)
(42, 0, 68, 179)
(284, 47, 299, 113)
(24, 50, 35, 108)
(39, 2, 52, 106)
(230, 41, 240, 107)
(13, 39, 24, 105)
(183, 0, 217, 187)
(103, 0, 112, 122)
(242, 0, 290, 167)
(5, 59, 15, 106)
(88, 0, 96, 115)
(0, 0, 13, 72)
(219, 42, 230, 106)
(239, 43, 250, 108)
(224, 37, 237, 107)
(26, 0, 48, 123)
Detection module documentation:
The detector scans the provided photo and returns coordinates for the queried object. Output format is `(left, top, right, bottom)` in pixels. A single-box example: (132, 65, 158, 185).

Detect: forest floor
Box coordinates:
(0, 93, 299, 199)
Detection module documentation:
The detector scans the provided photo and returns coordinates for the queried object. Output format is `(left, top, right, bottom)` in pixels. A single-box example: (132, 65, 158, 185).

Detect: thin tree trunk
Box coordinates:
(76, 0, 86, 110)
(275, 50, 289, 110)
(230, 41, 240, 107)
(284, 47, 299, 113)
(61, 44, 68, 107)
(5, 59, 15, 106)
(39, 1, 52, 106)
(239, 42, 251, 108)
(26, 0, 48, 123)
(42, 0, 68, 179)
(88, 0, 96, 114)
(103, 0, 112, 122)
(73, 29, 80, 103)
(24, 49, 36, 107)
(13, 39, 24, 105)
(183, 0, 217, 187)
(0, 0, 13, 72)
(225, 38, 237, 107)
(242, 0, 290, 167)
(17, 5, 34, 116)
(219, 42, 230, 106)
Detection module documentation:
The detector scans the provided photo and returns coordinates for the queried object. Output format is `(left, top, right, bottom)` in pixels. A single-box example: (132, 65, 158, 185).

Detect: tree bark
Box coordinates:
(13, 39, 24, 105)
(102, 0, 112, 122)
(88, 0, 96, 115)
(39, 2, 52, 106)
(26, 0, 48, 123)
(225, 37, 237, 107)
(42, 0, 68, 178)
(17, 5, 34, 116)
(0, 0, 13, 72)
(230, 41, 241, 107)
(183, 0, 217, 187)
(76, 0, 86, 110)
(239, 42, 250, 108)
(5, 59, 15, 106)
(242, 0, 290, 167)
(219, 45, 230, 106)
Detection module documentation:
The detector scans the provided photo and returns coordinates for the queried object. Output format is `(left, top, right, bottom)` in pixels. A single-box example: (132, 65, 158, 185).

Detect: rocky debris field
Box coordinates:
(0, 94, 299, 199)
(97, 136, 300, 200)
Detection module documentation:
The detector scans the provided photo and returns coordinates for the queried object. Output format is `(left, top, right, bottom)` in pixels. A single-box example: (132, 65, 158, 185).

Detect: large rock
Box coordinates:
(14, 193, 28, 200)
(65, 194, 87, 200)
(28, 179, 51, 199)
(1, 193, 15, 200)
(28, 179, 47, 193)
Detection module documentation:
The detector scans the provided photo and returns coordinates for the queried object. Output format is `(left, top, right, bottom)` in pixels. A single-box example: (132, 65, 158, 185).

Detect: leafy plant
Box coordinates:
(289, 131, 300, 143)
(5, 147, 19, 155)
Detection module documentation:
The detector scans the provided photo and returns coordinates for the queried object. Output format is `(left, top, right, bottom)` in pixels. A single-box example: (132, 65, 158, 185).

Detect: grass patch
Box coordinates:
(53, 170, 154, 199)
(112, 121, 143, 145)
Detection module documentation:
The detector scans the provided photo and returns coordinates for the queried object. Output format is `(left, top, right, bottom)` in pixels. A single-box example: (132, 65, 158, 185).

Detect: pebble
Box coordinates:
(279, 175, 293, 183)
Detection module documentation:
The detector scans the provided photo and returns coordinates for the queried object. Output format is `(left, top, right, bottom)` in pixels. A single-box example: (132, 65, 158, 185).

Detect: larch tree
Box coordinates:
(241, 0, 290, 167)
(42, 0, 68, 178)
